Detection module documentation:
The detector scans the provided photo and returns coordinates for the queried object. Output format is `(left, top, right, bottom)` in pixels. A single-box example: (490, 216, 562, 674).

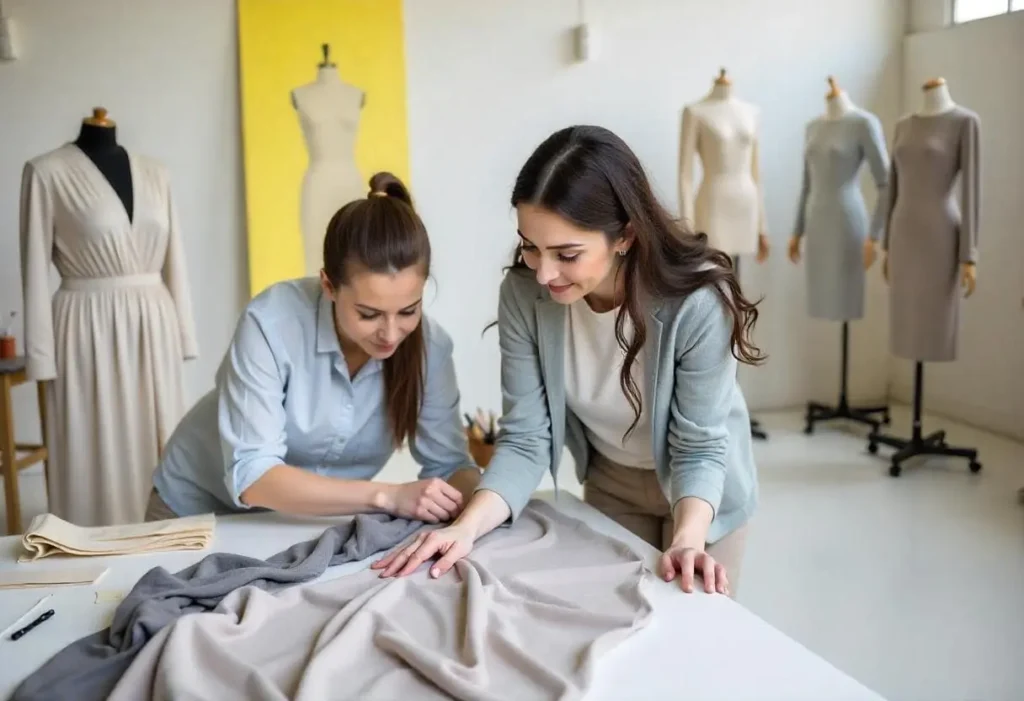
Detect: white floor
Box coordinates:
(3, 406, 1023, 701)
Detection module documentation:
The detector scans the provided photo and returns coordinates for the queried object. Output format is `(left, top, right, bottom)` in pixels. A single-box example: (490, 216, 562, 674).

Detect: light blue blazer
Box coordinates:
(477, 269, 758, 544)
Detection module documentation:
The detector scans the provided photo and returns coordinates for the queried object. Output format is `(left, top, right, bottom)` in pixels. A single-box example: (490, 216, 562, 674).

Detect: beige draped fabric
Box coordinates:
(19, 144, 198, 527)
(106, 501, 654, 701)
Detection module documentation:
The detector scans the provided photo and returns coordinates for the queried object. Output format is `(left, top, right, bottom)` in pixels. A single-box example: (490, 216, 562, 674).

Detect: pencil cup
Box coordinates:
(466, 429, 495, 469)
(0, 336, 15, 360)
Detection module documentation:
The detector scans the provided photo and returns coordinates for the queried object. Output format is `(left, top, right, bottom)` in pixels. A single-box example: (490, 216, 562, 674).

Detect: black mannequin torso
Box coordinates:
(74, 123, 134, 223)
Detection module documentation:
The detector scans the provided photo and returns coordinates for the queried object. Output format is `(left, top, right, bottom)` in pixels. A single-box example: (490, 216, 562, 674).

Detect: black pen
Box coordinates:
(11, 609, 55, 641)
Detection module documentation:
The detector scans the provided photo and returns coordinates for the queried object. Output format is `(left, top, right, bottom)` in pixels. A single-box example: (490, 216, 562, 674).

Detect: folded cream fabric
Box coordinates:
(19, 513, 215, 562)
(0, 565, 109, 589)
(106, 501, 654, 701)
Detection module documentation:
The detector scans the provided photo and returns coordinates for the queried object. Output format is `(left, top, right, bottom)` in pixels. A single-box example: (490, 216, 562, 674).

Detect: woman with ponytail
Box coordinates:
(147, 173, 480, 522)
(375, 126, 763, 597)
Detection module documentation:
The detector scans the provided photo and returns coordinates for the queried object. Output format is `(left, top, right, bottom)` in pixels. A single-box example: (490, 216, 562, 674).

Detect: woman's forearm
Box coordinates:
(446, 467, 482, 504)
(670, 496, 715, 550)
(452, 489, 512, 539)
(240, 464, 390, 516)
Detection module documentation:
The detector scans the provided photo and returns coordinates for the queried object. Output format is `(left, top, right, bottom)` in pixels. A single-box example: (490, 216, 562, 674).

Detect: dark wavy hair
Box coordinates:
(503, 125, 765, 440)
(322, 172, 428, 446)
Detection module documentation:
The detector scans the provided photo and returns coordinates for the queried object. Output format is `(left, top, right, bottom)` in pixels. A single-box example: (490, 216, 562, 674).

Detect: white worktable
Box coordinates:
(0, 492, 885, 701)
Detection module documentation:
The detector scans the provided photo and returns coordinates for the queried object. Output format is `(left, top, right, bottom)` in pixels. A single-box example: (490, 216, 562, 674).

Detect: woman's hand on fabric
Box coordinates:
(659, 544, 729, 595)
(382, 478, 463, 523)
(370, 523, 476, 579)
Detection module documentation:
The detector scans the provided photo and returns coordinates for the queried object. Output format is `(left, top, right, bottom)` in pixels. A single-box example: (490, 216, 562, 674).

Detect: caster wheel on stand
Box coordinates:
(969, 461, 982, 474)
(882, 412, 891, 425)
(889, 463, 902, 477)
(868, 441, 879, 455)
(804, 423, 813, 435)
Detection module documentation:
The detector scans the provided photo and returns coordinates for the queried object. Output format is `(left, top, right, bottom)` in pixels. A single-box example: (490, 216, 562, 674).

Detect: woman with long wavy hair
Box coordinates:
(375, 126, 764, 597)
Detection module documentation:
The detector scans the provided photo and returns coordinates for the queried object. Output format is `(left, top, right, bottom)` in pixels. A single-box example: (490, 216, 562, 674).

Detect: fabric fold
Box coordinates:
(10, 513, 423, 701)
(106, 501, 654, 701)
(19, 512, 215, 562)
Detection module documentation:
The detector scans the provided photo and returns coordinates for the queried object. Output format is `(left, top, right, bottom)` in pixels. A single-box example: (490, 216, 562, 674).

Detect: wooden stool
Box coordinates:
(0, 357, 49, 535)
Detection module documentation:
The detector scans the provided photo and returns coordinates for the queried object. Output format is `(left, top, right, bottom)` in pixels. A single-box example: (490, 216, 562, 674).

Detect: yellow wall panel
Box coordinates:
(237, 0, 410, 297)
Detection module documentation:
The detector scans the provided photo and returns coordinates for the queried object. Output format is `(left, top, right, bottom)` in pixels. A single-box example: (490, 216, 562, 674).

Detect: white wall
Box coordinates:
(0, 0, 916, 448)
(403, 0, 908, 418)
(0, 0, 247, 442)
(895, 11, 1024, 440)
(909, 0, 952, 32)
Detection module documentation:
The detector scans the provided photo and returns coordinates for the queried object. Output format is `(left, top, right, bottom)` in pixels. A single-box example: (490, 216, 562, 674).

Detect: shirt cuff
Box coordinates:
(228, 456, 284, 509)
(26, 356, 56, 382)
(668, 473, 725, 521)
(476, 469, 531, 523)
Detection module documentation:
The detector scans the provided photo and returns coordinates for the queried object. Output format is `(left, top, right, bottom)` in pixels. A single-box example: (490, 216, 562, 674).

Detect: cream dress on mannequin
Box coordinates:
(292, 67, 365, 278)
(679, 90, 767, 255)
(19, 144, 198, 527)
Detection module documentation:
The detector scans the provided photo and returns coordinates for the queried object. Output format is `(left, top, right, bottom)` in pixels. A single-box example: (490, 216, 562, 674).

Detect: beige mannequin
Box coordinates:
(882, 78, 976, 297)
(680, 69, 769, 262)
(292, 45, 365, 278)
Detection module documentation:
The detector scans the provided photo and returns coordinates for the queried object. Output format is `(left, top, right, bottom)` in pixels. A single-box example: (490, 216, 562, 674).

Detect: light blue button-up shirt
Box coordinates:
(153, 278, 473, 517)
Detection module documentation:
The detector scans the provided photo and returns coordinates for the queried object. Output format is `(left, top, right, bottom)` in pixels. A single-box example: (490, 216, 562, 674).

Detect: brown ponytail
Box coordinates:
(322, 171, 429, 447)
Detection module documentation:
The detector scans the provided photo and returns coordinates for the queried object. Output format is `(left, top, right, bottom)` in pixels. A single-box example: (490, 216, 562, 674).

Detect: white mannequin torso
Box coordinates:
(291, 66, 365, 277)
(918, 83, 957, 116)
(291, 66, 364, 165)
(678, 84, 766, 255)
(708, 81, 731, 101)
(826, 91, 856, 120)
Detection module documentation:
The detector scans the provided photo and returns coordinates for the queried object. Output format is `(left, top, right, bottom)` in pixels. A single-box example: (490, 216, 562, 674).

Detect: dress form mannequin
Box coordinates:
(74, 109, 133, 221)
(881, 77, 979, 325)
(19, 109, 198, 526)
(824, 78, 855, 120)
(680, 69, 769, 441)
(870, 77, 982, 476)
(790, 78, 891, 434)
(292, 44, 365, 278)
(917, 77, 956, 116)
(679, 69, 770, 263)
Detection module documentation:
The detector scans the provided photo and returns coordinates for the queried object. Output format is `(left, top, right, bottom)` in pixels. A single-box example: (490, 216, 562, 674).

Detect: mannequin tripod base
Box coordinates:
(867, 361, 981, 478)
(804, 399, 890, 435)
(804, 322, 889, 435)
(750, 417, 767, 441)
(868, 428, 981, 477)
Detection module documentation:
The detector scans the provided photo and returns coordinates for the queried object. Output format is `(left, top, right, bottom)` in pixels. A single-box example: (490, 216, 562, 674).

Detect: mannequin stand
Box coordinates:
(804, 322, 890, 434)
(732, 255, 767, 441)
(867, 362, 981, 477)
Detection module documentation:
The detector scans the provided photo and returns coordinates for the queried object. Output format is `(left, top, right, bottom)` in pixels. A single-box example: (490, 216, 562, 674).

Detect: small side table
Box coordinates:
(0, 357, 49, 535)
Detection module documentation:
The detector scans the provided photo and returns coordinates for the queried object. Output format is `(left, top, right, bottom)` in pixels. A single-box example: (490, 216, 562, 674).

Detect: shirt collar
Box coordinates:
(316, 290, 341, 355)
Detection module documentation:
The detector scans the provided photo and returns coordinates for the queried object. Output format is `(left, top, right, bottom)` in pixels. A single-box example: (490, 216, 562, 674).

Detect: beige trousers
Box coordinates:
(143, 487, 180, 522)
(583, 451, 750, 596)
